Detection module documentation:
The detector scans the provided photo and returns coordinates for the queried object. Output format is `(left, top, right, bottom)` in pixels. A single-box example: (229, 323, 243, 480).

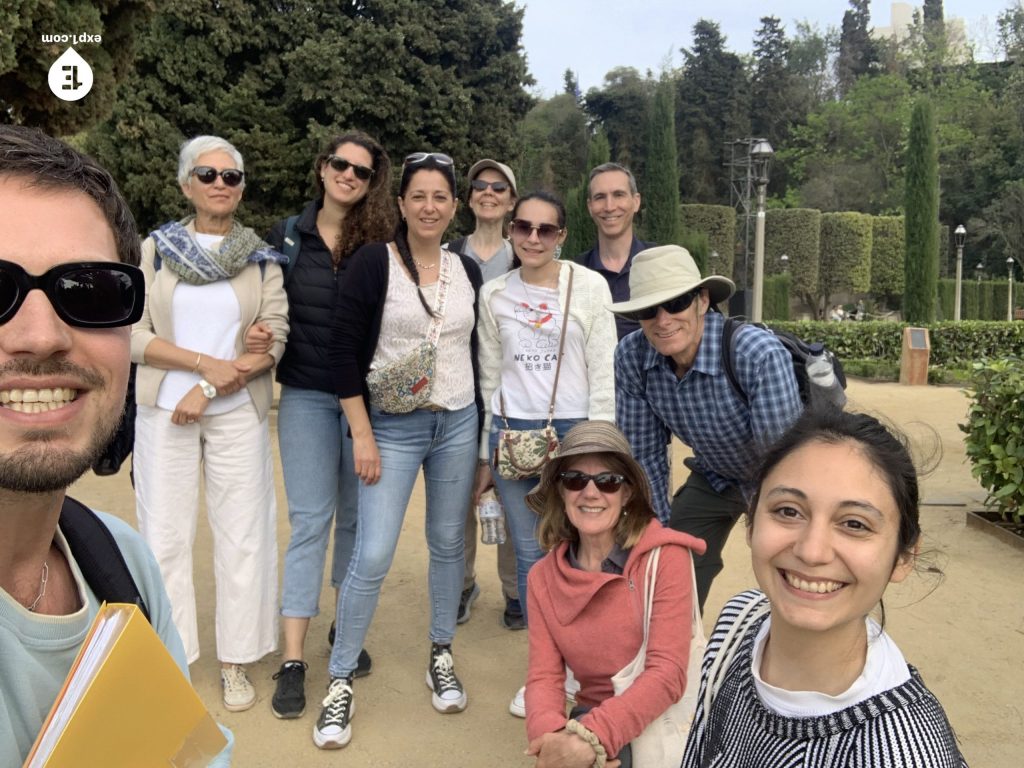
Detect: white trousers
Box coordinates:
(135, 401, 278, 664)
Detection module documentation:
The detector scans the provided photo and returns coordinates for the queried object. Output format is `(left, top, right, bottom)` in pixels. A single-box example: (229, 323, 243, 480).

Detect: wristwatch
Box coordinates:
(198, 379, 217, 399)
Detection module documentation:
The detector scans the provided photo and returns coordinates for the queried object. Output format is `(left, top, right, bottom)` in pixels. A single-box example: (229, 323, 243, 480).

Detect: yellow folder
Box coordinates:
(23, 602, 226, 767)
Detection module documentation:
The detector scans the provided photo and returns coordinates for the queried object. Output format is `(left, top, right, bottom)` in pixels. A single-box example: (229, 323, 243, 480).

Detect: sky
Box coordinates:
(519, 0, 1015, 97)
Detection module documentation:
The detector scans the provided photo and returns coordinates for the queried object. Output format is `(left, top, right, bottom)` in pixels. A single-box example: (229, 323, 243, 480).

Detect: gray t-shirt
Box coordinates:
(459, 237, 514, 283)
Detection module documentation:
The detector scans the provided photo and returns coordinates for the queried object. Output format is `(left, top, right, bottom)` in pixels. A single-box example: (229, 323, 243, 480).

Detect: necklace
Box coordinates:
(414, 259, 437, 270)
(26, 560, 49, 613)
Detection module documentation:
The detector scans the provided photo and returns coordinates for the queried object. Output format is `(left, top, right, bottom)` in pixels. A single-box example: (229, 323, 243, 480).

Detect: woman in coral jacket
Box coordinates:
(524, 420, 704, 768)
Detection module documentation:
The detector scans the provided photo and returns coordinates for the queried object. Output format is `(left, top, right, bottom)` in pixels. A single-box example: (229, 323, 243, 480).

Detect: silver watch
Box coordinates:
(198, 379, 217, 399)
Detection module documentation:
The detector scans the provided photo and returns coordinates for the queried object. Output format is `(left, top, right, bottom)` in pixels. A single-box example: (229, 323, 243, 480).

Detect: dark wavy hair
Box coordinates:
(0, 125, 140, 266)
(394, 154, 458, 315)
(314, 131, 397, 266)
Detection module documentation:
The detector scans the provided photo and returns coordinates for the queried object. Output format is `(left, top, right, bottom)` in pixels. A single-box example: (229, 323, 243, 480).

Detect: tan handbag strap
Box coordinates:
(500, 264, 575, 428)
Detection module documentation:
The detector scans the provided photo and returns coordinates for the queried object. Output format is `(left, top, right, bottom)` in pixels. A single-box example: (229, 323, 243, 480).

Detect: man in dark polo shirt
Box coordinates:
(575, 162, 655, 339)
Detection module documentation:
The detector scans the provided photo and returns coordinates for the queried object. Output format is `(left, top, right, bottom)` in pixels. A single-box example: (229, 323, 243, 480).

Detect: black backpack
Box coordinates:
(59, 496, 150, 622)
(721, 317, 847, 410)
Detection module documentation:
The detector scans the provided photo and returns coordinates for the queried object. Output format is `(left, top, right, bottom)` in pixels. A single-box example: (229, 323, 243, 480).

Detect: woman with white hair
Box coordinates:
(132, 135, 289, 712)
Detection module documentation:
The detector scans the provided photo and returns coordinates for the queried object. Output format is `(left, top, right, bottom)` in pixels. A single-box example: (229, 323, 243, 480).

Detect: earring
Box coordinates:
(554, 244, 563, 260)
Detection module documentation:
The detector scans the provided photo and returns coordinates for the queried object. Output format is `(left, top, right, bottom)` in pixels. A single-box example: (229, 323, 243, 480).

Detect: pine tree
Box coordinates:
(837, 0, 876, 96)
(751, 16, 793, 196)
(903, 98, 940, 323)
(564, 132, 609, 259)
(641, 78, 681, 245)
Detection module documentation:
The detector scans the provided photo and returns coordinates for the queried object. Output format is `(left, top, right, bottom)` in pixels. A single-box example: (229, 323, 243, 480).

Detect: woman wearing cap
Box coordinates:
(524, 421, 705, 768)
(132, 135, 288, 712)
(447, 159, 520, 629)
(322, 152, 483, 749)
(473, 190, 618, 717)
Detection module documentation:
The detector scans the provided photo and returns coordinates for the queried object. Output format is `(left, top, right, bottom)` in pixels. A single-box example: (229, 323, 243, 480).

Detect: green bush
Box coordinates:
(766, 208, 821, 308)
(768, 320, 1024, 365)
(763, 274, 791, 321)
(938, 278, 1024, 320)
(871, 215, 904, 300)
(820, 212, 873, 308)
(961, 357, 1024, 523)
(679, 204, 735, 277)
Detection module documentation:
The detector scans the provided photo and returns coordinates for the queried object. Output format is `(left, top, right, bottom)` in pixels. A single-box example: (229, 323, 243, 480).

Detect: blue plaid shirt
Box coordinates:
(615, 312, 802, 522)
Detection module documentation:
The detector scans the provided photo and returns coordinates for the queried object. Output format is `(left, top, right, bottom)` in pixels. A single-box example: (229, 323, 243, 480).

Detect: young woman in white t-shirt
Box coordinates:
(473, 190, 617, 718)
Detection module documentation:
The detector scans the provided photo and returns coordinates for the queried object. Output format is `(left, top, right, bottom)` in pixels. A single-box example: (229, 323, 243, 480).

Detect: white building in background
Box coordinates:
(872, 1, 970, 61)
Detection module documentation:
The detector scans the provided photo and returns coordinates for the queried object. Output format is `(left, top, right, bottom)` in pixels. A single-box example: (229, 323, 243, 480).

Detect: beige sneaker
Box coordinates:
(221, 664, 256, 712)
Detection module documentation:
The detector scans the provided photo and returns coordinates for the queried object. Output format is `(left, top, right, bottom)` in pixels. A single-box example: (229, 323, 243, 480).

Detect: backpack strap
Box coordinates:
(721, 317, 748, 406)
(281, 214, 301, 281)
(59, 497, 150, 623)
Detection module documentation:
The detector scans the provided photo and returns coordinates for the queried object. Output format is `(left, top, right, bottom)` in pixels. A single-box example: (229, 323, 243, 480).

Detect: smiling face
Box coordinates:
(320, 141, 373, 211)
(468, 168, 515, 226)
(748, 438, 914, 640)
(638, 288, 710, 371)
(397, 168, 457, 244)
(559, 455, 631, 552)
(0, 178, 130, 493)
(587, 170, 640, 240)
(510, 198, 566, 272)
(180, 150, 243, 220)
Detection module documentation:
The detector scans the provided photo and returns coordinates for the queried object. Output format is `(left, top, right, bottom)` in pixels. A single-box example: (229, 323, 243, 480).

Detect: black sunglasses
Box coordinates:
(190, 166, 245, 187)
(404, 152, 454, 167)
(509, 219, 562, 245)
(557, 470, 628, 493)
(619, 289, 701, 322)
(327, 155, 375, 181)
(0, 259, 145, 328)
(470, 179, 510, 193)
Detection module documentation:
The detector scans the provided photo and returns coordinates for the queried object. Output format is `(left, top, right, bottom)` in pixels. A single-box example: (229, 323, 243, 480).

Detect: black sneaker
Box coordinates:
(328, 622, 372, 679)
(271, 660, 307, 719)
(313, 677, 354, 749)
(500, 597, 526, 631)
(456, 582, 480, 625)
(425, 643, 467, 713)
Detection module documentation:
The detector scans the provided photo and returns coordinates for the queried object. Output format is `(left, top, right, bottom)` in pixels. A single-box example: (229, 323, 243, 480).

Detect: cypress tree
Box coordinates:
(903, 98, 940, 322)
(563, 132, 609, 259)
(642, 77, 681, 245)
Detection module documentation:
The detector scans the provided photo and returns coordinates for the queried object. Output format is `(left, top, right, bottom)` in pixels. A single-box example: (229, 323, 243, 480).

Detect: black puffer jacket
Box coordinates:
(266, 199, 345, 393)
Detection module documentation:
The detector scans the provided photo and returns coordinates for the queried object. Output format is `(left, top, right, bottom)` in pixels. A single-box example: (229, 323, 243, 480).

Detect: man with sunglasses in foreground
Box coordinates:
(0, 126, 229, 765)
(610, 245, 801, 612)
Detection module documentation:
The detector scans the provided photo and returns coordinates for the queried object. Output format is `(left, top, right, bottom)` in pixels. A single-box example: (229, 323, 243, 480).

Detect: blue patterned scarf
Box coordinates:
(150, 217, 286, 285)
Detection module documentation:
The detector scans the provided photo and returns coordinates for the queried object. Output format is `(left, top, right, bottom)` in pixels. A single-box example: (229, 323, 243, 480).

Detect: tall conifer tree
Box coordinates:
(903, 98, 940, 322)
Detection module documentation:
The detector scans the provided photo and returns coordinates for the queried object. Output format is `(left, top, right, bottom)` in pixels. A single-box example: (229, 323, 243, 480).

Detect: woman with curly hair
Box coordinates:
(256, 132, 396, 720)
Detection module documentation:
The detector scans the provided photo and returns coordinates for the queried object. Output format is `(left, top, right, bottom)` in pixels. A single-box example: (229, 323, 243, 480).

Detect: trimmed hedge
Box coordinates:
(765, 208, 821, 306)
(768, 320, 1024, 365)
(820, 212, 873, 303)
(763, 274, 791, 321)
(871, 216, 904, 298)
(938, 278, 1024, 321)
(679, 203, 735, 277)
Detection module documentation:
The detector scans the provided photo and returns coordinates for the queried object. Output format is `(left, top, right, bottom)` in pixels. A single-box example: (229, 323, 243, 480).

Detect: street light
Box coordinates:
(1009, 256, 1016, 321)
(954, 225, 966, 321)
(749, 139, 774, 322)
(976, 262, 984, 283)
(780, 253, 789, 271)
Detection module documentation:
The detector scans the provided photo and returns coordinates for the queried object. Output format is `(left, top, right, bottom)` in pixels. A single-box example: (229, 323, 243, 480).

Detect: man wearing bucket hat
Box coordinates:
(610, 245, 801, 611)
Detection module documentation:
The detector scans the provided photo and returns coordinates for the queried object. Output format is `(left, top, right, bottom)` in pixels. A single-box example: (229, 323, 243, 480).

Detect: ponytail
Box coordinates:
(393, 219, 434, 316)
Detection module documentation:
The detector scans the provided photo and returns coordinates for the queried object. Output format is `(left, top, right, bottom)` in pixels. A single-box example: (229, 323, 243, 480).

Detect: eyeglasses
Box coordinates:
(327, 155, 375, 181)
(404, 152, 454, 167)
(619, 289, 701, 322)
(189, 166, 245, 187)
(470, 179, 510, 193)
(0, 259, 145, 328)
(557, 470, 628, 494)
(509, 219, 563, 246)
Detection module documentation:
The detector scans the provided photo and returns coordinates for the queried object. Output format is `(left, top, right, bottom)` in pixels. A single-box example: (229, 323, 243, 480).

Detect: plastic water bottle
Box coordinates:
(806, 346, 836, 389)
(478, 492, 506, 545)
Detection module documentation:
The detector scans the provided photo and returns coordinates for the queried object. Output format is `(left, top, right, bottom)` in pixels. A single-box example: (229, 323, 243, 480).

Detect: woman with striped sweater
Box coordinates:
(683, 408, 967, 768)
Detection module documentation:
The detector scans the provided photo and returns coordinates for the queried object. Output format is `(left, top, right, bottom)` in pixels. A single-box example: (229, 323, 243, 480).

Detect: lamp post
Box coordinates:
(780, 253, 789, 271)
(976, 262, 983, 283)
(709, 250, 718, 272)
(750, 139, 774, 322)
(1009, 257, 1016, 321)
(954, 225, 966, 321)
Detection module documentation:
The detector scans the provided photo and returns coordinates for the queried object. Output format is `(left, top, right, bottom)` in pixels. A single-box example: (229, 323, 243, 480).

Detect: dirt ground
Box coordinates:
(72, 380, 1024, 767)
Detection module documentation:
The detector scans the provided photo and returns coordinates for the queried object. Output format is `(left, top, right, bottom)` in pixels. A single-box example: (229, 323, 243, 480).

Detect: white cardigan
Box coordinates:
(476, 260, 617, 458)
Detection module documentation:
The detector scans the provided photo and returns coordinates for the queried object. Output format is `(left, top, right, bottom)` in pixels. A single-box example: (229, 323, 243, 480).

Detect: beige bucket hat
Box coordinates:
(608, 245, 735, 316)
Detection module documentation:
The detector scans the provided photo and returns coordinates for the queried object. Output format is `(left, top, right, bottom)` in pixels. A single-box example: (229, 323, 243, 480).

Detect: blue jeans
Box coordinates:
(489, 417, 581, 626)
(329, 404, 478, 678)
(278, 385, 359, 618)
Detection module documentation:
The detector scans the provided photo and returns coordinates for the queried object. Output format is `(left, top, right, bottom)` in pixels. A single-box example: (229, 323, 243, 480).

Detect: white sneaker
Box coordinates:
(313, 677, 354, 749)
(221, 664, 256, 712)
(509, 685, 526, 718)
(426, 643, 467, 713)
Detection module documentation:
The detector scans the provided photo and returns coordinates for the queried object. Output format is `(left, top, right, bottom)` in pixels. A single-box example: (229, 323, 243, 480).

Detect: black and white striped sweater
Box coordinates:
(681, 591, 968, 767)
